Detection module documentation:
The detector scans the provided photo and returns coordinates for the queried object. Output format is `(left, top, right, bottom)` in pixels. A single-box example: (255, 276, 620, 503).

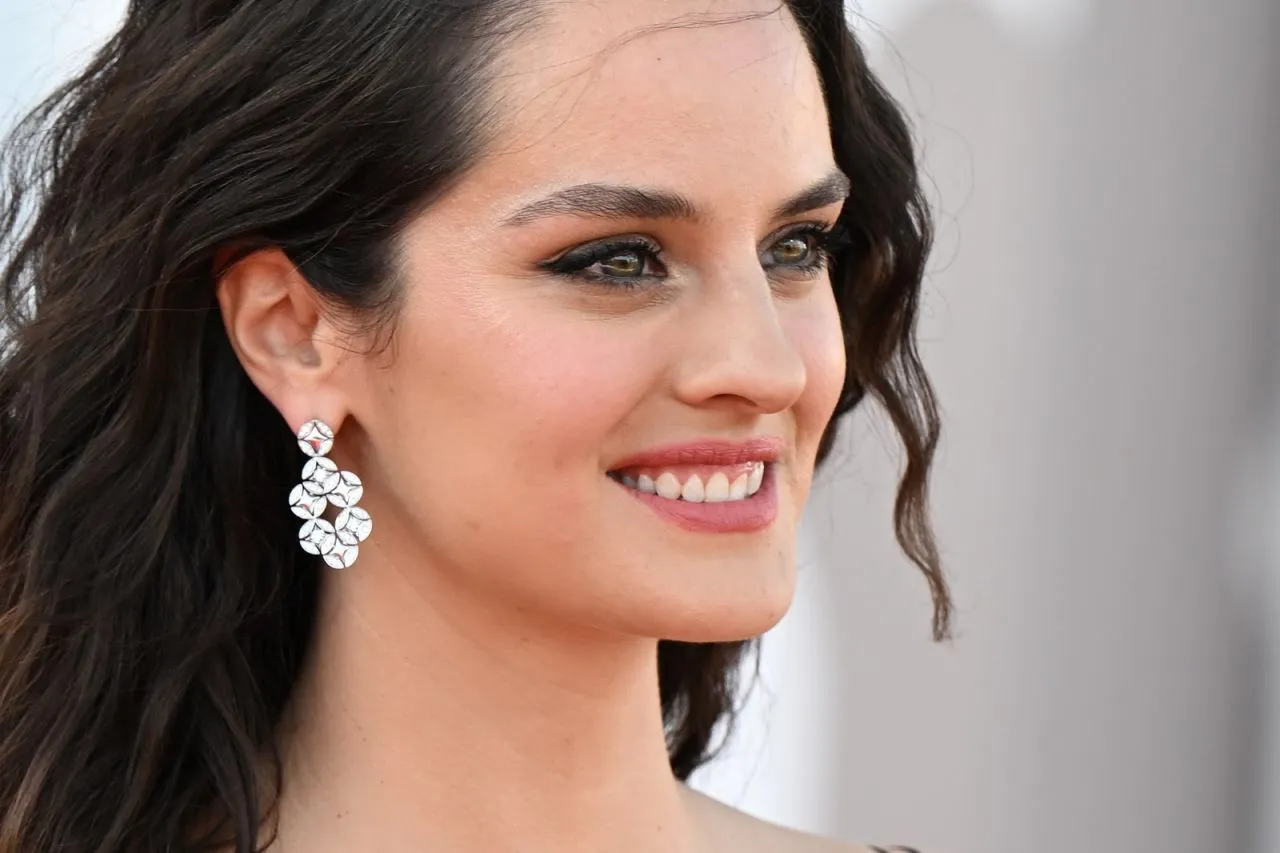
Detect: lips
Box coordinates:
(607, 437, 782, 471)
(606, 437, 783, 533)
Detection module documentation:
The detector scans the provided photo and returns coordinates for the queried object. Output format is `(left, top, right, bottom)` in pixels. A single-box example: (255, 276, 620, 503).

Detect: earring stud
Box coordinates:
(288, 419, 372, 569)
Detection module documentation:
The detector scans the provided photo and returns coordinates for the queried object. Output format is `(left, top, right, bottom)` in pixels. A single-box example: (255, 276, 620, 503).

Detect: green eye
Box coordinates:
(770, 235, 812, 265)
(541, 236, 665, 288)
(598, 250, 645, 278)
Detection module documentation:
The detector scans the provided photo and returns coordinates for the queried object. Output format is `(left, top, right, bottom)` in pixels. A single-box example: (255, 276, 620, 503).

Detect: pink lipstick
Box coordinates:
(607, 437, 782, 533)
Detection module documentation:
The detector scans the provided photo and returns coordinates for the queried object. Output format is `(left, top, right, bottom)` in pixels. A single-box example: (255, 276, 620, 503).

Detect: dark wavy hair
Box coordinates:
(0, 1, 948, 850)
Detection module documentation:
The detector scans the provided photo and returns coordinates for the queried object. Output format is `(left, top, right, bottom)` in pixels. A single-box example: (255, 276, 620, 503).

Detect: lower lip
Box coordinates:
(612, 466, 779, 533)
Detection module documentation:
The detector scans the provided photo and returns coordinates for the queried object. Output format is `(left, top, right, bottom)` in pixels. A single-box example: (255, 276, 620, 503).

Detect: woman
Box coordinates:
(0, 0, 948, 850)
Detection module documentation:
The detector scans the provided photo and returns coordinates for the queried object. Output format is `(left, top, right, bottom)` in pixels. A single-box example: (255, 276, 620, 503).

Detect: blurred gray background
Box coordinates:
(2, 2, 1276, 852)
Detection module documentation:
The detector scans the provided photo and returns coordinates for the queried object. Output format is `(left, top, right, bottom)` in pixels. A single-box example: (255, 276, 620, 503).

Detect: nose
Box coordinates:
(669, 269, 808, 416)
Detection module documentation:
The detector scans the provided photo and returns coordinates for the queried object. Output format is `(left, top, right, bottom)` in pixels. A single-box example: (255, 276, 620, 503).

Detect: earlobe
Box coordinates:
(215, 247, 350, 432)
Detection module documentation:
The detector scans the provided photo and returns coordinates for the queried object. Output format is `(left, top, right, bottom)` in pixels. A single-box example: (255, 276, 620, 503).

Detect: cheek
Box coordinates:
(469, 326, 652, 466)
(380, 296, 655, 530)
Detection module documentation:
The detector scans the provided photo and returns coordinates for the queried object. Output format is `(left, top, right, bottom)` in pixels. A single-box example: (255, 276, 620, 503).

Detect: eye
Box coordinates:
(762, 223, 850, 277)
(539, 236, 666, 287)
(596, 248, 647, 278)
(769, 234, 814, 266)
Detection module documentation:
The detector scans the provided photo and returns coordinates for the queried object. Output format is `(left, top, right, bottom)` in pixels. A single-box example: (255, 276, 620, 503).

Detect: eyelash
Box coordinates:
(539, 223, 852, 289)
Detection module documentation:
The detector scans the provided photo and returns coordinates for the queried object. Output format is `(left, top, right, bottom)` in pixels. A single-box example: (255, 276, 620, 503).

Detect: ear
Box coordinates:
(215, 247, 350, 435)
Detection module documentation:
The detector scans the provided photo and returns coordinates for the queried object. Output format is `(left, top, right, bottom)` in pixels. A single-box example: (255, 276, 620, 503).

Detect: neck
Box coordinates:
(272, 553, 700, 853)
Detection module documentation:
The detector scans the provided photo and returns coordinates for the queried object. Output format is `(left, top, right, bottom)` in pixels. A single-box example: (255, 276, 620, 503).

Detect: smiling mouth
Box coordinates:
(606, 462, 767, 503)
(606, 462, 778, 534)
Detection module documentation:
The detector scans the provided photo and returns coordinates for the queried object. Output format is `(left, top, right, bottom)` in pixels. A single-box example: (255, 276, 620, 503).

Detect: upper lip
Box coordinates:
(608, 436, 783, 471)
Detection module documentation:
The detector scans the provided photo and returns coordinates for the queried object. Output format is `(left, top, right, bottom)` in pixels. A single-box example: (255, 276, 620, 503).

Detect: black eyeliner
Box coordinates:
(538, 236, 662, 275)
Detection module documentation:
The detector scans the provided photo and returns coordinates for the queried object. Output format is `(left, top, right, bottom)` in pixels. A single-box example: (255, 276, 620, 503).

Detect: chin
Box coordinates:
(659, 611, 790, 644)
(621, 555, 799, 643)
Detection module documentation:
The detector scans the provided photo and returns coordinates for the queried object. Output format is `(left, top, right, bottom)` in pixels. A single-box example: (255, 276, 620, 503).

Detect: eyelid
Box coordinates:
(538, 234, 662, 268)
(765, 219, 841, 242)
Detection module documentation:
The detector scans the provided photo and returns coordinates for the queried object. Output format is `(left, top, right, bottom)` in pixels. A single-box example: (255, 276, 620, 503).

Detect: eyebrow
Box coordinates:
(499, 169, 852, 227)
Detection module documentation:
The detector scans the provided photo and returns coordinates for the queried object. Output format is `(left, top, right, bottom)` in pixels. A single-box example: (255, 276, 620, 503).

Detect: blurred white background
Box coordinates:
(2, 2, 1276, 852)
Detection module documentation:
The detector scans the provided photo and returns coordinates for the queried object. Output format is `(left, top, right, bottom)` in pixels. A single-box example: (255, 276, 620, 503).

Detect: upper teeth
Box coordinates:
(625, 463, 765, 503)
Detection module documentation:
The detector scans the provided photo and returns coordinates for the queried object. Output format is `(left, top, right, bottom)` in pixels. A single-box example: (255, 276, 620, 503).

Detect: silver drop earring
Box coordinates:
(288, 419, 372, 569)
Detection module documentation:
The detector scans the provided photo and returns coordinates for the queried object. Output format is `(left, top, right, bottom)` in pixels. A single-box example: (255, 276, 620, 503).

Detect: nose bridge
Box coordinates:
(673, 267, 807, 413)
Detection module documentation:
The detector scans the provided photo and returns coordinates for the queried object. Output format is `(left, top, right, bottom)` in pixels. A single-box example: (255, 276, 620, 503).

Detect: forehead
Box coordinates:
(474, 0, 833, 201)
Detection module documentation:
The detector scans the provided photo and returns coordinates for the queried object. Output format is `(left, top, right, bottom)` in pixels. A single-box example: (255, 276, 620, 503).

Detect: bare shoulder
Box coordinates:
(680, 786, 892, 853)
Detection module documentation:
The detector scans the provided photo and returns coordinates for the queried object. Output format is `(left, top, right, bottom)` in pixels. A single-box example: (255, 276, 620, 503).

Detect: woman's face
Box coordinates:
(341, 0, 846, 642)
